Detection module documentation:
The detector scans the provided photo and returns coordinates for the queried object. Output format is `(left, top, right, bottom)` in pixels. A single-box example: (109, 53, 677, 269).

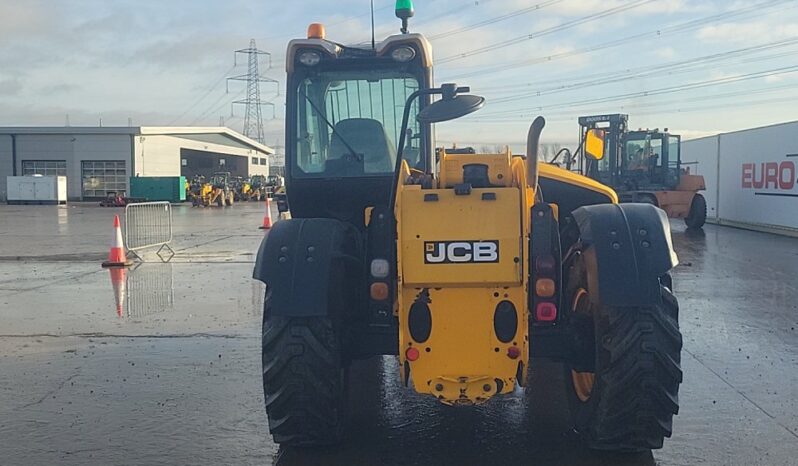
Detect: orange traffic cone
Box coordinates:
(259, 197, 273, 230)
(109, 267, 127, 317)
(102, 215, 132, 267)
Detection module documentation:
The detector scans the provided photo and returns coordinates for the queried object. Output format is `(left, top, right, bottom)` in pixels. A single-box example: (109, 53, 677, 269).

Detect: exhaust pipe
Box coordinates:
(526, 116, 546, 190)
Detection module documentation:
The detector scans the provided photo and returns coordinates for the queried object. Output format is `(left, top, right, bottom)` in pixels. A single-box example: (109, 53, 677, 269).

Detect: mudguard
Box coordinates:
(572, 203, 678, 307)
(253, 218, 362, 317)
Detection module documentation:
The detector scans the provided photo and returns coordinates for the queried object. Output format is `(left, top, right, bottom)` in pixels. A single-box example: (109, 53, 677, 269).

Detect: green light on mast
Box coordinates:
(395, 0, 414, 34)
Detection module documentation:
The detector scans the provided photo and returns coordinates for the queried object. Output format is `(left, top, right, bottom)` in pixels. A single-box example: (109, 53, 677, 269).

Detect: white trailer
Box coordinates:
(6, 175, 67, 205)
(681, 121, 798, 236)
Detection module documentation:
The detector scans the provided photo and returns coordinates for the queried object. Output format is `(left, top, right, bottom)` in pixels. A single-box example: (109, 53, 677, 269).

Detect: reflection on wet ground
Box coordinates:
(276, 357, 656, 466)
(109, 263, 175, 318)
(1, 204, 798, 465)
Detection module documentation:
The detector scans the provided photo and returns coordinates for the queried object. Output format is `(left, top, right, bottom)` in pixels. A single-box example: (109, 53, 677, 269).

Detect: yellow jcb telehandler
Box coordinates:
(254, 1, 682, 452)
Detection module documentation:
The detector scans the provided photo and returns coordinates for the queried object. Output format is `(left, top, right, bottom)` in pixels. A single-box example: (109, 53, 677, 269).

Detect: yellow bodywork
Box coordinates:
(538, 162, 619, 204)
(395, 149, 532, 405)
(393, 148, 617, 406)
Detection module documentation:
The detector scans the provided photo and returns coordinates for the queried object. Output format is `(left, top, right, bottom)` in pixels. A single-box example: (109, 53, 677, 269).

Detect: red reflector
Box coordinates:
(535, 255, 556, 274)
(405, 347, 420, 361)
(507, 346, 521, 359)
(535, 302, 557, 322)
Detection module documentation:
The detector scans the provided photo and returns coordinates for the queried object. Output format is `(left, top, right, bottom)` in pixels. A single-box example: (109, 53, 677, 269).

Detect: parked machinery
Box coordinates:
(246, 175, 268, 201)
(209, 172, 235, 206)
(254, 2, 682, 453)
(188, 176, 211, 206)
(231, 176, 251, 202)
(189, 173, 235, 207)
(569, 114, 707, 228)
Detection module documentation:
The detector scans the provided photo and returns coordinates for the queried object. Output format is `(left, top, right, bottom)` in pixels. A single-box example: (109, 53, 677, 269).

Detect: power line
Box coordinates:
(168, 64, 236, 125)
(465, 81, 798, 123)
(441, 0, 796, 80)
(479, 37, 798, 94)
(441, 88, 798, 144)
(428, 0, 566, 41)
(473, 66, 798, 119)
(188, 87, 245, 126)
(437, 0, 655, 64)
(544, 90, 798, 124)
(486, 39, 798, 104)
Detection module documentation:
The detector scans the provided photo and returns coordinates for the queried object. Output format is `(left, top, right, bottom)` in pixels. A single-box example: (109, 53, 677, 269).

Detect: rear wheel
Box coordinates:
(638, 194, 658, 206)
(684, 193, 706, 229)
(565, 251, 682, 452)
(261, 291, 347, 446)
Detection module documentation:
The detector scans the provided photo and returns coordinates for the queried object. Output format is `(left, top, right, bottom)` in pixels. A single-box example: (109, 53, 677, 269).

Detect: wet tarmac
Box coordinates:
(1, 203, 797, 465)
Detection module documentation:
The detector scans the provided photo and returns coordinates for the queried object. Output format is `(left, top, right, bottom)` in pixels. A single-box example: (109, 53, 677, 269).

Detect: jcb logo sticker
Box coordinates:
(424, 241, 499, 264)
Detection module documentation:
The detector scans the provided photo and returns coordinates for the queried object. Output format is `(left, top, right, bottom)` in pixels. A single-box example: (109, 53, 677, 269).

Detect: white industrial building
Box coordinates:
(681, 119, 798, 236)
(0, 127, 273, 201)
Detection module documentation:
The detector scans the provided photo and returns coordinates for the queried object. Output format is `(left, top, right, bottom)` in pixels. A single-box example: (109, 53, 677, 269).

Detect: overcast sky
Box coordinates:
(1, 0, 798, 151)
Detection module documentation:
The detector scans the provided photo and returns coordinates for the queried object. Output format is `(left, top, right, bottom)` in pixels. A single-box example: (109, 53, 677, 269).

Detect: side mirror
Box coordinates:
(585, 129, 605, 160)
(417, 94, 485, 124)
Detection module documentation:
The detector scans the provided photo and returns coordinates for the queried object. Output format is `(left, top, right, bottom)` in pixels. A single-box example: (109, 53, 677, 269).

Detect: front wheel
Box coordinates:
(261, 293, 347, 446)
(684, 193, 706, 229)
(565, 251, 682, 452)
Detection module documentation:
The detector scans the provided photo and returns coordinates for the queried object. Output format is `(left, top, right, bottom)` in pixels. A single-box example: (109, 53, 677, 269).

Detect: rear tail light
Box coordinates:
(535, 278, 555, 298)
(535, 302, 557, 322)
(405, 347, 420, 361)
(370, 282, 389, 300)
(370, 259, 389, 278)
(535, 255, 556, 274)
(507, 346, 521, 359)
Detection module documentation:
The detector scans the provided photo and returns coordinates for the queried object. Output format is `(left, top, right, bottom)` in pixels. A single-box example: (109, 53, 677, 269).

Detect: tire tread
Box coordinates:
(587, 286, 683, 451)
(262, 308, 344, 446)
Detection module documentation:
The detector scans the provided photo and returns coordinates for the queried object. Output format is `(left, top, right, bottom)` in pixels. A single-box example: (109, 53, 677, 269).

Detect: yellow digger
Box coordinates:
(190, 172, 235, 207)
(254, 1, 682, 452)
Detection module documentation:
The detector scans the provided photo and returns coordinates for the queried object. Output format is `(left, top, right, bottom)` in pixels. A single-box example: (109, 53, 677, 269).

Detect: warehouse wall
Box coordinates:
(135, 135, 182, 176)
(717, 122, 798, 232)
(681, 120, 798, 236)
(12, 134, 130, 200)
(250, 155, 269, 176)
(136, 135, 268, 178)
(1, 129, 270, 202)
(0, 135, 12, 201)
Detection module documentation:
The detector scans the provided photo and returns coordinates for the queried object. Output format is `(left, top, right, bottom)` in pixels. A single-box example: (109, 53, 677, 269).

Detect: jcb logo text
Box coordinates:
(424, 241, 499, 264)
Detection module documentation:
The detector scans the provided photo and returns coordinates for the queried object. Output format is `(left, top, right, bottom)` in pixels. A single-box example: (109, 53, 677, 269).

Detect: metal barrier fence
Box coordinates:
(124, 201, 175, 262)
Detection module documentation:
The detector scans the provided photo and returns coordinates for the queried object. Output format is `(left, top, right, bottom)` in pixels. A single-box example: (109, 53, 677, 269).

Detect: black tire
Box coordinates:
(638, 194, 658, 206)
(564, 251, 682, 452)
(684, 193, 706, 229)
(261, 291, 347, 446)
